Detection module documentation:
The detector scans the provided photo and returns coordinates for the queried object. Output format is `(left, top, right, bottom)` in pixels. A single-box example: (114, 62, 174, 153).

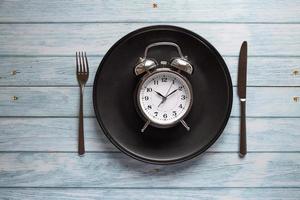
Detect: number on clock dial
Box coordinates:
(139, 71, 192, 125)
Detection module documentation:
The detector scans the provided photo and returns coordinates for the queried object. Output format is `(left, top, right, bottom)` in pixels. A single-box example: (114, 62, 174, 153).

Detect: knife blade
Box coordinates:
(237, 41, 247, 157)
(238, 41, 247, 99)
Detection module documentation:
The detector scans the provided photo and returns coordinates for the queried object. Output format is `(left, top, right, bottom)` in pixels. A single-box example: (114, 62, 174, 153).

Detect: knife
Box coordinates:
(237, 41, 248, 157)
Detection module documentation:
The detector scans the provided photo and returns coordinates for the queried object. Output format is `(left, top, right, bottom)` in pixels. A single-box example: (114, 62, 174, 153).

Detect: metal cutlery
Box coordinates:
(76, 52, 89, 156)
(237, 41, 248, 157)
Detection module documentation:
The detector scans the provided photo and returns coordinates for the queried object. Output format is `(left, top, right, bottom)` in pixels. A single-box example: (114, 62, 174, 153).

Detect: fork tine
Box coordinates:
(76, 52, 79, 74)
(79, 52, 84, 73)
(85, 52, 89, 75)
(82, 51, 86, 73)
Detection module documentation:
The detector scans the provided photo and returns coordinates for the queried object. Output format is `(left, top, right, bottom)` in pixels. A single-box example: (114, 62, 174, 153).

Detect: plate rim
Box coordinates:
(93, 25, 233, 165)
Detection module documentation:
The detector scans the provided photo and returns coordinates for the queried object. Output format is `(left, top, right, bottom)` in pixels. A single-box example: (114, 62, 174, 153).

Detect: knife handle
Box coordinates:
(239, 100, 247, 157)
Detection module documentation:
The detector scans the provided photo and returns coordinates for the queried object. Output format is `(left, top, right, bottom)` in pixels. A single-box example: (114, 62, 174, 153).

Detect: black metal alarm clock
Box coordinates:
(134, 42, 194, 132)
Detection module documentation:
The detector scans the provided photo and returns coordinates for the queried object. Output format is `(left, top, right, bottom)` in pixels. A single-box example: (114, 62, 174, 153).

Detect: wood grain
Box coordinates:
(1, 57, 300, 86)
(0, 188, 299, 200)
(0, 153, 299, 187)
(0, 87, 299, 117)
(0, 23, 299, 56)
(0, 0, 299, 196)
(0, 0, 299, 23)
(0, 118, 299, 152)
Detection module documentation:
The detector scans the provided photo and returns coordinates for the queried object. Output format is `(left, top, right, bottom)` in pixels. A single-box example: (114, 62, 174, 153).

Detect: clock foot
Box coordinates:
(141, 120, 150, 133)
(180, 120, 190, 131)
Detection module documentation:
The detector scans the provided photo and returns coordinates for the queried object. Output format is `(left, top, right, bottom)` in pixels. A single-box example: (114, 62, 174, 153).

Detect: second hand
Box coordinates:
(158, 80, 174, 107)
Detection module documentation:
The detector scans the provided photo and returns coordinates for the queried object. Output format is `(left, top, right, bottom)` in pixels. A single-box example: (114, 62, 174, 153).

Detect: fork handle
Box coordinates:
(78, 86, 85, 155)
(239, 100, 247, 157)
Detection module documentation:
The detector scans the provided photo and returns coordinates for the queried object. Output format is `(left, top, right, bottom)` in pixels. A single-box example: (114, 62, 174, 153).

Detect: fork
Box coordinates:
(76, 52, 89, 156)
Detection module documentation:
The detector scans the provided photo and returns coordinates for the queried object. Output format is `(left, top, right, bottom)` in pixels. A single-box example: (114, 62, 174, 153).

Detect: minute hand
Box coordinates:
(165, 89, 178, 98)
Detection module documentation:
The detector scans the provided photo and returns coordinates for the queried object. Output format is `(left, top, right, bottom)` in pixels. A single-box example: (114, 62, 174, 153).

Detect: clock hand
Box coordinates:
(158, 81, 174, 107)
(159, 88, 178, 107)
(158, 101, 163, 107)
(154, 90, 166, 99)
(155, 82, 173, 107)
(158, 98, 166, 107)
(154, 90, 167, 107)
(165, 88, 178, 98)
(164, 81, 174, 97)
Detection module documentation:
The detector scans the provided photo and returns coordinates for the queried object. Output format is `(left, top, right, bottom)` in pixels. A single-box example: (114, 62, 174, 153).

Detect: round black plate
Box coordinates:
(93, 25, 232, 164)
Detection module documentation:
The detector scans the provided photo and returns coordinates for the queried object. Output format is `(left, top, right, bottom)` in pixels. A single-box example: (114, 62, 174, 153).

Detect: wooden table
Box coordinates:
(0, 1, 299, 199)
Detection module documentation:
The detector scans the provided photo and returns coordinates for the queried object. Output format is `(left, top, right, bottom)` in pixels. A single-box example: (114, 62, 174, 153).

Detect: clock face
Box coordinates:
(137, 70, 193, 127)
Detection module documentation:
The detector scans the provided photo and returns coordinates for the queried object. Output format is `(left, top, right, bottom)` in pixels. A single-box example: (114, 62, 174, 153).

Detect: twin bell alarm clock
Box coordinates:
(134, 42, 194, 132)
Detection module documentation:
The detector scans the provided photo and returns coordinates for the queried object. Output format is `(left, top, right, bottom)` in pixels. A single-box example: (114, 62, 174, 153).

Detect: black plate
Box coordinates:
(93, 25, 232, 164)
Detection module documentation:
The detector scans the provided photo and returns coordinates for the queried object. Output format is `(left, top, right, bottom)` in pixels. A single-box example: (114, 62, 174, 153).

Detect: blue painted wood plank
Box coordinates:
(0, 188, 299, 200)
(0, 57, 299, 86)
(0, 0, 298, 194)
(0, 87, 299, 117)
(0, 0, 299, 23)
(0, 118, 299, 152)
(0, 23, 299, 56)
(0, 153, 299, 187)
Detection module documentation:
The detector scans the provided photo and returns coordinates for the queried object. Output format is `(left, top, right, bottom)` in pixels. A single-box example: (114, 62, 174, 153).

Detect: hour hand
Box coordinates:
(154, 90, 166, 99)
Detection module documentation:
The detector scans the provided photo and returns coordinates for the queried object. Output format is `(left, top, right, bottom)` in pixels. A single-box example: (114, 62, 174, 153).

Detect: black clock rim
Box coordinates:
(93, 25, 233, 165)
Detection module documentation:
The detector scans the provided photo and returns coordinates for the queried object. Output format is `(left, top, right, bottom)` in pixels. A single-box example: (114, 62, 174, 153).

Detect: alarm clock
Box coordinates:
(134, 42, 194, 132)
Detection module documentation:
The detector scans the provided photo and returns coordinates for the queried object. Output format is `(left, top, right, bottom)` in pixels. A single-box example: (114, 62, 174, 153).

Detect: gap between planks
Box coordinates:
(0, 186, 300, 189)
(1, 21, 300, 25)
(0, 151, 299, 154)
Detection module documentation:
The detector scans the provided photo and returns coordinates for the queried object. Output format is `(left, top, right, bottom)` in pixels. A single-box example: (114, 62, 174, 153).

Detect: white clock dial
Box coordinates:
(138, 70, 192, 127)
